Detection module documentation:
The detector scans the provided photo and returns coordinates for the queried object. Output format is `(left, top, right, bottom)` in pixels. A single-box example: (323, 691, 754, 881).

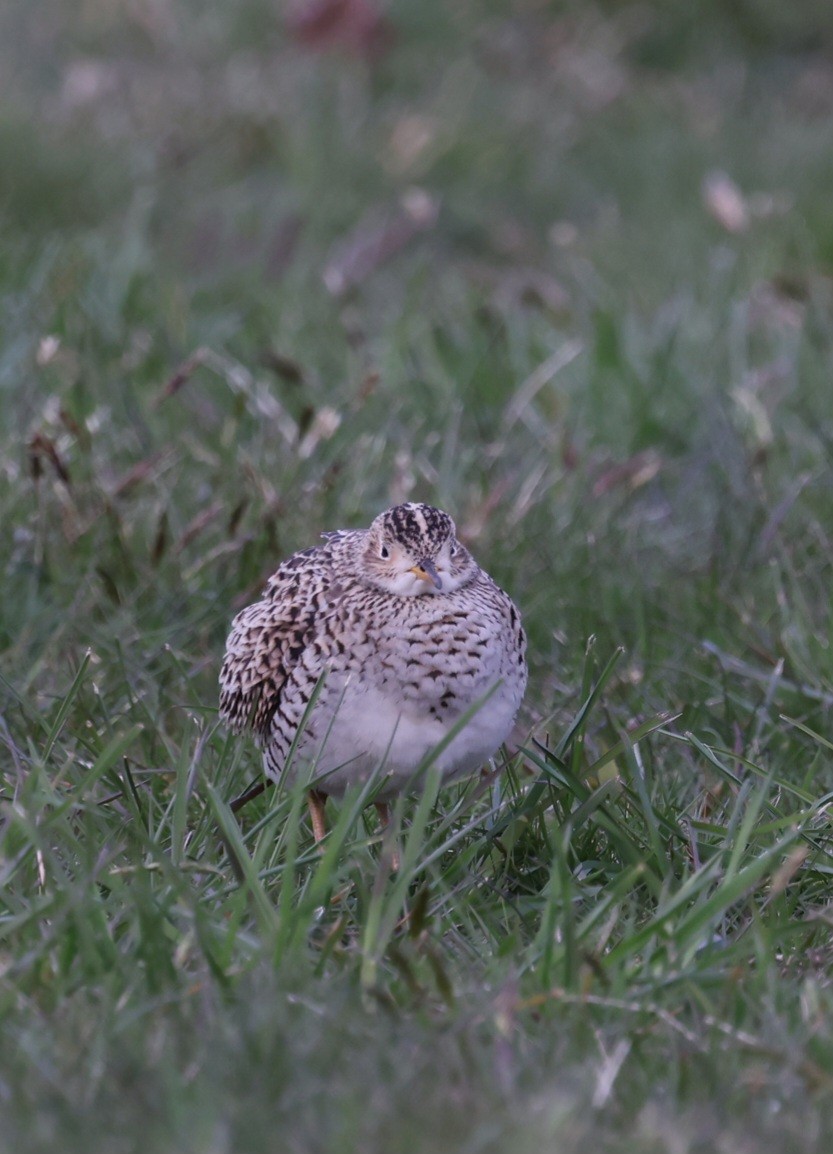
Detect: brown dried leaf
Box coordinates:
(156, 349, 208, 404)
(96, 566, 121, 605)
(562, 437, 580, 471)
(110, 452, 170, 497)
(151, 510, 169, 566)
(259, 350, 306, 384)
(323, 191, 439, 295)
(28, 431, 71, 485)
(176, 502, 225, 553)
(227, 498, 249, 538)
(297, 407, 342, 460)
(59, 407, 85, 441)
(286, 0, 393, 59)
(592, 449, 662, 498)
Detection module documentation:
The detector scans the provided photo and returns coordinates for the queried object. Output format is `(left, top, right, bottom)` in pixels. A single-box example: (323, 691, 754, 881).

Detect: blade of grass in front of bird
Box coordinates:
(574, 861, 649, 945)
(603, 854, 726, 969)
(535, 823, 578, 989)
(204, 781, 280, 940)
(581, 711, 683, 782)
(558, 643, 625, 773)
(621, 740, 666, 878)
(559, 776, 622, 835)
(42, 649, 91, 762)
(41, 724, 145, 826)
(673, 830, 804, 962)
(273, 777, 309, 959)
(169, 724, 211, 867)
(725, 771, 776, 879)
(673, 729, 817, 804)
(299, 766, 389, 917)
(360, 767, 442, 991)
(521, 741, 664, 884)
(781, 715, 833, 755)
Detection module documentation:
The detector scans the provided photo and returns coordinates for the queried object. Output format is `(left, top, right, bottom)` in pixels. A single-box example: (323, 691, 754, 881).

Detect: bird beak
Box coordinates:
(409, 559, 443, 590)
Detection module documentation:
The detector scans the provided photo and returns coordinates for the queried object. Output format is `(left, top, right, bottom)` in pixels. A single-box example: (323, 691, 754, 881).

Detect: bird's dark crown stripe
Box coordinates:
(385, 503, 453, 551)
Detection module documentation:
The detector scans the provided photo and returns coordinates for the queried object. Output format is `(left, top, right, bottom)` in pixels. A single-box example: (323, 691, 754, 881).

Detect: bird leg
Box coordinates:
(308, 789, 328, 843)
(308, 796, 397, 863)
(374, 801, 400, 871)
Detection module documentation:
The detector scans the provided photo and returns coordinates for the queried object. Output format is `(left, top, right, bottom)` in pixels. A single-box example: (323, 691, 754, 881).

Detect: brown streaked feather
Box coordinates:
(218, 546, 333, 739)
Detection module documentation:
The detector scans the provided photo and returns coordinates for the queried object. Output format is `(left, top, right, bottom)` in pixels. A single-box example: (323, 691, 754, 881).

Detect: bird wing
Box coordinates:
(218, 547, 327, 741)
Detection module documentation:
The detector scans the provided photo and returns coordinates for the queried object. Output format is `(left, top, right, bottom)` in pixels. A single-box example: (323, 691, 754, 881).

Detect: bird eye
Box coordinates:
(449, 542, 458, 558)
(379, 544, 390, 560)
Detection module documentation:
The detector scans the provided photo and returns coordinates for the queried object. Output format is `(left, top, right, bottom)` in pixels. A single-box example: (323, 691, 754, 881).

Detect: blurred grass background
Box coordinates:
(2, 1, 833, 1151)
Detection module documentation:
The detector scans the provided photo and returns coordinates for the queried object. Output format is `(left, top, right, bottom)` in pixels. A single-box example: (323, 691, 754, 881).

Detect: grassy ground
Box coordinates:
(2, 1, 833, 1150)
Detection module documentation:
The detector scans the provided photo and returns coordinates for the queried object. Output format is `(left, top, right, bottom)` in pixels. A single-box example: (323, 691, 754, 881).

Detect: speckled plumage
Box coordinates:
(219, 502, 527, 802)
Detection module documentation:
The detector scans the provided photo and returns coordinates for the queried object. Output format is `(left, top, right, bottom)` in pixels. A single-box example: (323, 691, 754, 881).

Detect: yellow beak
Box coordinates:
(409, 559, 442, 590)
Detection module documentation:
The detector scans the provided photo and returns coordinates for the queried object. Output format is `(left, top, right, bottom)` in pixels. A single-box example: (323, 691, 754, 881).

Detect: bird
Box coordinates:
(219, 501, 527, 842)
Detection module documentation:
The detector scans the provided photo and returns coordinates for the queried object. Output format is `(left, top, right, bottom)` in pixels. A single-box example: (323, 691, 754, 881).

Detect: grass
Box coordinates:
(2, 1, 833, 1150)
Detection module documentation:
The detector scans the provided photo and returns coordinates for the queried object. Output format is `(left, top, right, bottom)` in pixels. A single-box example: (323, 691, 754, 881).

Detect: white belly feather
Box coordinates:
(273, 675, 519, 799)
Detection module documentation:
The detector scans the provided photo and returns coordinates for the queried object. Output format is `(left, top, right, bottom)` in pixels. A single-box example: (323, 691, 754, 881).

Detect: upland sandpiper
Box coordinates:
(219, 502, 527, 840)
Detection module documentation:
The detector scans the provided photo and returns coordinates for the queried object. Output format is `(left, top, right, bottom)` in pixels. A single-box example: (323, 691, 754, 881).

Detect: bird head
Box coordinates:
(361, 503, 475, 596)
